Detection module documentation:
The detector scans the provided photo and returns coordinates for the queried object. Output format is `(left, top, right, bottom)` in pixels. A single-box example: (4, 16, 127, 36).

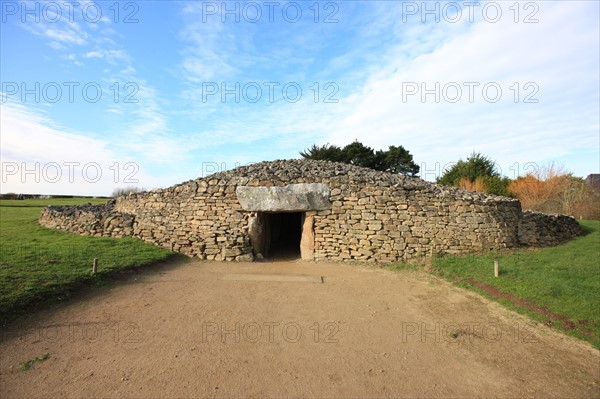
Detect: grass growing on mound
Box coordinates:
(0, 198, 173, 316)
(429, 220, 600, 348)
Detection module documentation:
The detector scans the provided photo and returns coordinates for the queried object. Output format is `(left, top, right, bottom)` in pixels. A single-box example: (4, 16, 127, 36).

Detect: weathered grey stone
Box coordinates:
(248, 215, 267, 258)
(236, 183, 331, 212)
(300, 215, 315, 261)
(518, 211, 583, 246)
(222, 248, 242, 257)
(236, 253, 255, 262)
(39, 159, 583, 263)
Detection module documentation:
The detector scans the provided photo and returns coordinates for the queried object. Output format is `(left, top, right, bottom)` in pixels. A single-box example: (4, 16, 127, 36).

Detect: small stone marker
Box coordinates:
(494, 260, 499, 277)
(92, 258, 98, 274)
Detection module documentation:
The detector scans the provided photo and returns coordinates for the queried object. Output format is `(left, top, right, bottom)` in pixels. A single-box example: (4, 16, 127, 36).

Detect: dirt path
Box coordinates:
(1, 260, 598, 398)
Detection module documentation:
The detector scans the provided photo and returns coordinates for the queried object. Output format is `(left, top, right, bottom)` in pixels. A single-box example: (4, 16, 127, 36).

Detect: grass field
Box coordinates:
(0, 198, 173, 318)
(1, 198, 598, 348)
(430, 220, 600, 348)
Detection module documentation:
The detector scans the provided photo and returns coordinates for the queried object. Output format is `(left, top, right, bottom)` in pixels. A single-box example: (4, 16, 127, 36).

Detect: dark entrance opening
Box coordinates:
(265, 212, 302, 260)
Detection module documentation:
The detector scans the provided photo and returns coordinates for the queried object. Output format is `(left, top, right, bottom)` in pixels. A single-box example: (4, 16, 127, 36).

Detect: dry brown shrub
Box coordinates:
(509, 163, 599, 219)
(458, 176, 488, 193)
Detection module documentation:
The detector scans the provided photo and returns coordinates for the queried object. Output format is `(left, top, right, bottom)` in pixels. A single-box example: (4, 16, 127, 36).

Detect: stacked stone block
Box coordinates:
(39, 159, 583, 262)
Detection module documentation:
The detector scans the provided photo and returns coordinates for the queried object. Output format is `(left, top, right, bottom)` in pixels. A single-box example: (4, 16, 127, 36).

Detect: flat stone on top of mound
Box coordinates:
(236, 183, 331, 212)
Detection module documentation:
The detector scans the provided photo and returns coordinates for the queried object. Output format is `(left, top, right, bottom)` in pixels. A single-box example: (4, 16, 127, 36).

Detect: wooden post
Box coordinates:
(92, 258, 98, 274)
(494, 260, 499, 277)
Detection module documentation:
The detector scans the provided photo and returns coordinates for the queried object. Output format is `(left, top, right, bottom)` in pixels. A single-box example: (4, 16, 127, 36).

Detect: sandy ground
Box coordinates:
(0, 260, 598, 398)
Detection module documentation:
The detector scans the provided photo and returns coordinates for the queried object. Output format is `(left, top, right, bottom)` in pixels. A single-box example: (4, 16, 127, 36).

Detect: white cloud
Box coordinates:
(13, 0, 180, 170)
(178, 11, 238, 83)
(0, 101, 173, 195)
(43, 27, 87, 46)
(20, 15, 89, 49)
(6, 0, 597, 196)
(322, 1, 599, 179)
(84, 49, 129, 64)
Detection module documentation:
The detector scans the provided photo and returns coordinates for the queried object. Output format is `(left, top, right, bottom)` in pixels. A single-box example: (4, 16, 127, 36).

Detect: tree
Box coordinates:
(342, 141, 378, 169)
(480, 175, 512, 197)
(299, 144, 344, 162)
(300, 141, 420, 177)
(385, 145, 419, 176)
(438, 152, 510, 196)
(438, 152, 500, 186)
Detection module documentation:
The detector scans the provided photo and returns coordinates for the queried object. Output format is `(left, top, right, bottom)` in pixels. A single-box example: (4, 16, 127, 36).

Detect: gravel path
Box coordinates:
(1, 260, 598, 398)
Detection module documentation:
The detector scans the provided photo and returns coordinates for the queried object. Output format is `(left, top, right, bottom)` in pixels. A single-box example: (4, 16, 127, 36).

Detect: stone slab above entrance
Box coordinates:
(236, 183, 331, 212)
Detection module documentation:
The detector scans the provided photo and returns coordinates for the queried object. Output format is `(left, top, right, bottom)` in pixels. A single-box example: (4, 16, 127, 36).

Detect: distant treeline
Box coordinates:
(0, 193, 110, 200)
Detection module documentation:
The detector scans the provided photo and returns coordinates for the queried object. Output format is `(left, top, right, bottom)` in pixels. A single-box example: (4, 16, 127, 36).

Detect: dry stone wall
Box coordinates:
(39, 201, 134, 238)
(518, 211, 583, 247)
(39, 159, 583, 262)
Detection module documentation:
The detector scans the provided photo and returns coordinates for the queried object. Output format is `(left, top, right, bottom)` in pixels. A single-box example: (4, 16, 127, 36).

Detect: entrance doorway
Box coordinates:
(265, 212, 302, 260)
(250, 212, 304, 260)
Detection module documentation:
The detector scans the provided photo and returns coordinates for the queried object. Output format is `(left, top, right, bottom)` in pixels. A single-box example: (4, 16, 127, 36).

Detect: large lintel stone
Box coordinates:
(236, 183, 331, 212)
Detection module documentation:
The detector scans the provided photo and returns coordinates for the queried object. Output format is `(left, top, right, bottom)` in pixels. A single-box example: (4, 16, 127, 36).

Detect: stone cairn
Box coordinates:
(39, 159, 583, 262)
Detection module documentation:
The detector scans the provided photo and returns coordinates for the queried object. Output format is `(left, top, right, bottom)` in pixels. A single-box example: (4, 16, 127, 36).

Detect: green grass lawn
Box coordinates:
(2, 198, 598, 349)
(430, 220, 600, 348)
(0, 198, 173, 317)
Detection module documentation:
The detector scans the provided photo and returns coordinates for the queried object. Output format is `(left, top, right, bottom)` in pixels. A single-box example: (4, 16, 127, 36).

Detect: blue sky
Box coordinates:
(1, 0, 599, 196)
